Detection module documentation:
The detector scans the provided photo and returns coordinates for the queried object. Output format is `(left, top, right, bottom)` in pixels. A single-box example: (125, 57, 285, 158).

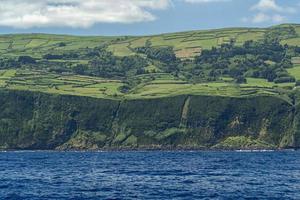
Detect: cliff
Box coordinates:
(0, 90, 297, 150)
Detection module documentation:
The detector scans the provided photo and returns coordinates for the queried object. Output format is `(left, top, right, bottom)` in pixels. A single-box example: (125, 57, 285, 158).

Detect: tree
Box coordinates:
(135, 46, 177, 64)
(235, 76, 247, 84)
(43, 54, 63, 60)
(58, 42, 66, 47)
(18, 56, 36, 64)
(73, 64, 86, 75)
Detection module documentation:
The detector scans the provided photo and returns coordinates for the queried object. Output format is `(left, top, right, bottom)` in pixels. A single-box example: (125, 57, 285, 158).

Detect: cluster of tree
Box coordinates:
(192, 39, 295, 83)
(68, 47, 147, 78)
(135, 45, 177, 64)
(0, 56, 37, 69)
(264, 26, 297, 41)
(0, 32, 298, 87)
(43, 46, 113, 61)
(18, 56, 36, 65)
(0, 46, 151, 80)
(134, 44, 181, 76)
(43, 52, 79, 60)
(0, 58, 20, 69)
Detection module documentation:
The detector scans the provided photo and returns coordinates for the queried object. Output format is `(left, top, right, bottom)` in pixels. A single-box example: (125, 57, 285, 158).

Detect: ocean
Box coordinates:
(0, 151, 299, 199)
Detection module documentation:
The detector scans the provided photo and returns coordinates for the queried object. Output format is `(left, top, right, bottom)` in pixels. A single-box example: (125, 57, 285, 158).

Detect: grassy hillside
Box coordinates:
(0, 24, 299, 100)
(1, 24, 300, 150)
(0, 69, 294, 100)
(1, 24, 300, 59)
(0, 25, 292, 58)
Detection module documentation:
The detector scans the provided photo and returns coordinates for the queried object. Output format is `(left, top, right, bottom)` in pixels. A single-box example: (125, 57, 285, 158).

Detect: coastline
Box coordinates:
(0, 146, 297, 152)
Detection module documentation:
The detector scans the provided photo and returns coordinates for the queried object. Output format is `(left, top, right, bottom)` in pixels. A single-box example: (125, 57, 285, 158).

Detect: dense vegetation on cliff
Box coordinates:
(0, 90, 296, 150)
(1, 24, 300, 149)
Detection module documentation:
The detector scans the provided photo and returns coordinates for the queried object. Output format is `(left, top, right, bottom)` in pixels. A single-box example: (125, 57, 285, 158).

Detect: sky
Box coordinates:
(0, 0, 299, 36)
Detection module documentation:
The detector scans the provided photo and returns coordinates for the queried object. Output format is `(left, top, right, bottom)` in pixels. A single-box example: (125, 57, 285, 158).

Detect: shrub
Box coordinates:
(58, 42, 66, 47)
(18, 56, 36, 64)
(274, 76, 295, 83)
(235, 76, 247, 84)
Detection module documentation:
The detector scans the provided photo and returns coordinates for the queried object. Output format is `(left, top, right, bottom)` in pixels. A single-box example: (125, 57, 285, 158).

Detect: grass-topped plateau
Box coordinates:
(1, 24, 300, 150)
(0, 24, 300, 100)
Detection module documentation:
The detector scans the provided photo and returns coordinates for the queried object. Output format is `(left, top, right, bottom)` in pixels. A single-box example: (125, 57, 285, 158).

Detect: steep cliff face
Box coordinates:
(0, 90, 296, 150)
(0, 90, 119, 149)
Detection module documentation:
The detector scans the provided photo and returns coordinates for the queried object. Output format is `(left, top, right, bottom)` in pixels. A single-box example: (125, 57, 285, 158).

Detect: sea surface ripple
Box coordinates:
(0, 151, 300, 199)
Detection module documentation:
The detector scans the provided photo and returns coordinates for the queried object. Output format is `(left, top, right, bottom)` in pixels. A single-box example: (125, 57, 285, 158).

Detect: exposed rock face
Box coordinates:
(0, 90, 297, 150)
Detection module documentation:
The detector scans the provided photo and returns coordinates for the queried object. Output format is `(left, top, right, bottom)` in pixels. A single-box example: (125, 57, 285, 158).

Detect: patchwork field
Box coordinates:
(0, 24, 299, 60)
(0, 24, 299, 101)
(0, 69, 296, 101)
(1, 24, 300, 152)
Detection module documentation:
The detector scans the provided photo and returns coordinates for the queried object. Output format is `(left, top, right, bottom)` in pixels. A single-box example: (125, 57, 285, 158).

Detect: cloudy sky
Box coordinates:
(0, 0, 299, 35)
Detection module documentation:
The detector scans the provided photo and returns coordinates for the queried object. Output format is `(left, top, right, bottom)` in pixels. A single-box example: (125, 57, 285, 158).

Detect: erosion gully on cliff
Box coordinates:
(0, 89, 299, 150)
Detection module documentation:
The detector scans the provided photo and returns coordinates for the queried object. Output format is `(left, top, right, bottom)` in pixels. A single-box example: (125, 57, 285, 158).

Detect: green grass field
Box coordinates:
(0, 69, 296, 100)
(0, 24, 299, 100)
(288, 65, 300, 80)
(0, 24, 299, 59)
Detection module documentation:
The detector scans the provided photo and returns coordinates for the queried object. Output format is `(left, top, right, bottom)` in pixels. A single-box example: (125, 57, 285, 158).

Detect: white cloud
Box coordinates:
(251, 0, 295, 13)
(0, 0, 171, 28)
(242, 0, 296, 24)
(251, 0, 281, 12)
(272, 14, 285, 22)
(252, 13, 271, 23)
(242, 13, 285, 23)
(184, 0, 230, 3)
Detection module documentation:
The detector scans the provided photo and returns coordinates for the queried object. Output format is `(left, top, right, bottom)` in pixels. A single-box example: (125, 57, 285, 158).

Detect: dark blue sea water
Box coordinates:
(0, 151, 300, 200)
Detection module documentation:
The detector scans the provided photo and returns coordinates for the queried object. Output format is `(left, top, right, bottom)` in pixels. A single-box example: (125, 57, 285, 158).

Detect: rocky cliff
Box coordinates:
(0, 90, 297, 150)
